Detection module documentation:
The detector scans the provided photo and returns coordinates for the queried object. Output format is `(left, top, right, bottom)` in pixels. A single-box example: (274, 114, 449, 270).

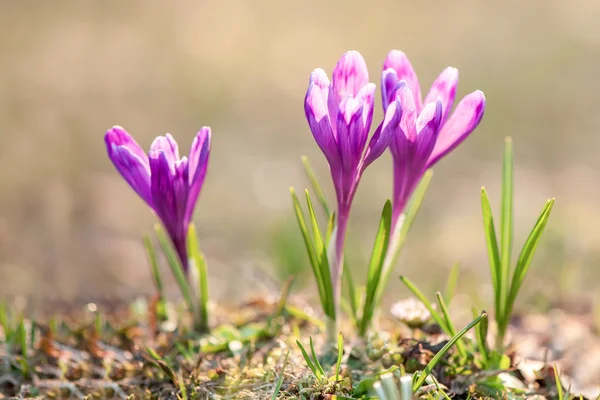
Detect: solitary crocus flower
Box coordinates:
(105, 126, 211, 272)
(381, 50, 486, 229)
(304, 51, 393, 306)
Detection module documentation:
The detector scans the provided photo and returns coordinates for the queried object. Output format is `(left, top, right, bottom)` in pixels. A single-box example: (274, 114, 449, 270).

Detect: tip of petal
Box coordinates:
(383, 49, 409, 70)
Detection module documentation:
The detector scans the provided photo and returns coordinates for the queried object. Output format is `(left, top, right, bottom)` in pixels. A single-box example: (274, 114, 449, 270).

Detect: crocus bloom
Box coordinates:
(381, 50, 486, 228)
(304, 51, 393, 306)
(105, 126, 211, 271)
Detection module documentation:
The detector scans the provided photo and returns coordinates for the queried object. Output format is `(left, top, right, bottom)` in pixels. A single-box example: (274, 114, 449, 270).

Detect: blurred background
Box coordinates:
(1, 0, 600, 316)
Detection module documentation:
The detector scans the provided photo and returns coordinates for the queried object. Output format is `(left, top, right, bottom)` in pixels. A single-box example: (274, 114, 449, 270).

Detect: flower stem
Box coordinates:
(329, 206, 350, 342)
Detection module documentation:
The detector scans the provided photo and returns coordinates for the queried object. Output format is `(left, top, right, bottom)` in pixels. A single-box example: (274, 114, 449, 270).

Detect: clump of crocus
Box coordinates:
(304, 51, 394, 327)
(104, 126, 211, 271)
(381, 50, 486, 232)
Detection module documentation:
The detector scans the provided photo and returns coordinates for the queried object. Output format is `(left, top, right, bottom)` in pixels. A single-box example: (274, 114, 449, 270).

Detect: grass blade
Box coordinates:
(471, 307, 489, 366)
(187, 224, 209, 332)
(305, 190, 335, 318)
(343, 263, 358, 324)
(309, 337, 326, 378)
(271, 350, 290, 400)
(399, 276, 447, 334)
(143, 235, 164, 299)
(290, 187, 328, 314)
(443, 263, 460, 306)
(335, 332, 344, 382)
(481, 188, 502, 323)
(435, 292, 466, 358)
(554, 363, 564, 400)
(359, 200, 392, 336)
(412, 312, 487, 391)
(155, 224, 195, 315)
(0, 301, 11, 340)
(301, 156, 330, 217)
(296, 339, 320, 380)
(504, 199, 555, 328)
(374, 170, 433, 312)
(499, 137, 513, 317)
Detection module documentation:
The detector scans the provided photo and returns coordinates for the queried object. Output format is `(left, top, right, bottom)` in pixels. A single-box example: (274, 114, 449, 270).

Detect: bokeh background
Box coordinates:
(1, 0, 600, 315)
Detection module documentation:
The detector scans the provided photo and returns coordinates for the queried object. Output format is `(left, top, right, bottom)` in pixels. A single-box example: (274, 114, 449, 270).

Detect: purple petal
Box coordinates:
(423, 67, 458, 123)
(105, 126, 148, 162)
(415, 101, 443, 163)
(395, 84, 418, 141)
(381, 69, 401, 110)
(355, 82, 376, 133)
(150, 151, 190, 268)
(383, 50, 422, 111)
(305, 78, 341, 169)
(104, 126, 153, 207)
(150, 134, 180, 166)
(336, 97, 364, 173)
(185, 127, 211, 224)
(362, 97, 402, 169)
(332, 51, 369, 103)
(426, 90, 486, 168)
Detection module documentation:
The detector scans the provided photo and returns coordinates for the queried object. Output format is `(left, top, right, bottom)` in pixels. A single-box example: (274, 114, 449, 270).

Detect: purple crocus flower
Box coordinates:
(304, 51, 393, 304)
(381, 50, 486, 229)
(105, 126, 211, 272)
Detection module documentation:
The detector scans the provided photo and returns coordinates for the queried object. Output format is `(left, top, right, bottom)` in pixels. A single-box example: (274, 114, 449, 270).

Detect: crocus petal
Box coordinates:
(395, 84, 417, 141)
(415, 101, 443, 164)
(105, 126, 148, 163)
(332, 51, 369, 102)
(185, 127, 211, 224)
(104, 126, 153, 207)
(383, 50, 422, 111)
(381, 69, 403, 110)
(362, 96, 402, 169)
(422, 67, 458, 123)
(150, 151, 190, 267)
(426, 90, 486, 168)
(305, 80, 341, 169)
(355, 82, 376, 133)
(150, 134, 180, 166)
(336, 97, 364, 173)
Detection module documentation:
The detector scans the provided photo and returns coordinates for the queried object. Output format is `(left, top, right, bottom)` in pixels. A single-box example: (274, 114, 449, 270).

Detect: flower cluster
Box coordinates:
(104, 49, 486, 337)
(303, 50, 485, 330)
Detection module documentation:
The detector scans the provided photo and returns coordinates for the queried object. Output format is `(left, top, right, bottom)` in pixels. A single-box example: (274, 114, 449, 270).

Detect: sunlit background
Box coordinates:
(1, 1, 600, 316)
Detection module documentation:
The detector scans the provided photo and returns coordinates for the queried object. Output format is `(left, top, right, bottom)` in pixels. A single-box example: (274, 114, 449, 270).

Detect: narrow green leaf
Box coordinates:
(325, 211, 336, 244)
(435, 292, 466, 358)
(18, 315, 27, 359)
(301, 155, 330, 217)
(310, 336, 326, 378)
(504, 199, 555, 328)
(412, 312, 487, 391)
(143, 235, 164, 299)
(443, 263, 460, 305)
(271, 350, 290, 400)
(481, 188, 502, 323)
(306, 189, 335, 318)
(374, 170, 433, 311)
(290, 187, 328, 313)
(500, 137, 514, 316)
(177, 371, 188, 400)
(296, 339, 320, 379)
(335, 332, 344, 382)
(155, 224, 195, 315)
(0, 301, 10, 340)
(471, 307, 489, 366)
(399, 276, 448, 334)
(187, 224, 209, 332)
(554, 363, 564, 400)
(359, 200, 392, 336)
(343, 264, 358, 324)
